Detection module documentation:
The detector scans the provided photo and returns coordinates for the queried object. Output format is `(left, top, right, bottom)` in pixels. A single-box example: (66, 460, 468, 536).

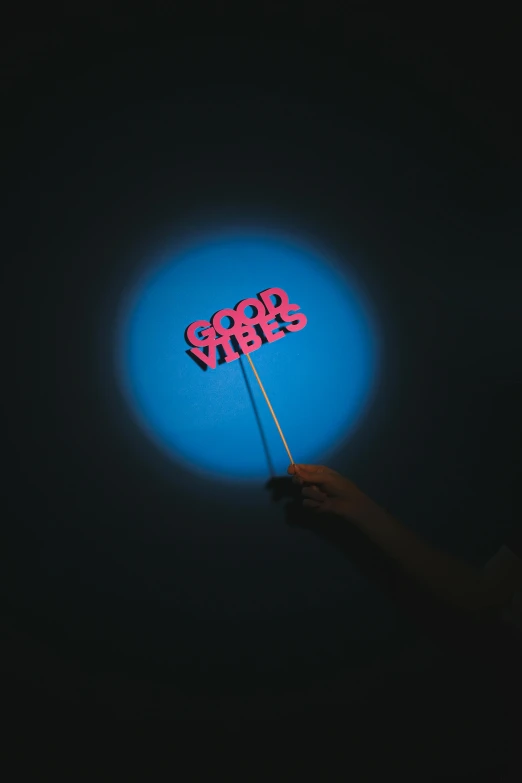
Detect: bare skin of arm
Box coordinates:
(288, 464, 522, 614)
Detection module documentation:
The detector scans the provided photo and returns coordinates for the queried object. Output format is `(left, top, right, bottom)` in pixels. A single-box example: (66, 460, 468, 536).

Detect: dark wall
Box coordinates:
(3, 6, 521, 736)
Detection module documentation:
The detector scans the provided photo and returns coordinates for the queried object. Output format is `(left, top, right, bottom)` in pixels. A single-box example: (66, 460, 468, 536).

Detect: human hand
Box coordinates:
(287, 464, 384, 524)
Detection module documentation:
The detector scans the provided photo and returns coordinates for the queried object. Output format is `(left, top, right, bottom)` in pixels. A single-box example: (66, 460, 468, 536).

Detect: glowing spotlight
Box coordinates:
(116, 229, 380, 481)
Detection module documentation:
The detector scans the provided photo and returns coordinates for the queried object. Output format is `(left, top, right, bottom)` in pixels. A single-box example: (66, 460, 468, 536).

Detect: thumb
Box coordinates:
(293, 464, 335, 486)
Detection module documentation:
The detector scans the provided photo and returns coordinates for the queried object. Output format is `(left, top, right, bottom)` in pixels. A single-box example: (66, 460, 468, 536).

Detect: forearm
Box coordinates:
(349, 506, 487, 612)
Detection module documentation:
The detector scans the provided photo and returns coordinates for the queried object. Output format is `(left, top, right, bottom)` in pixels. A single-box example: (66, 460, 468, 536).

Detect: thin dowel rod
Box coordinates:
(245, 353, 295, 465)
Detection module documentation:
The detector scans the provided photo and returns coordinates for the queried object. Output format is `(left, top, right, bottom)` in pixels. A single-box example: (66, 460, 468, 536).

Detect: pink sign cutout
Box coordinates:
(185, 287, 307, 369)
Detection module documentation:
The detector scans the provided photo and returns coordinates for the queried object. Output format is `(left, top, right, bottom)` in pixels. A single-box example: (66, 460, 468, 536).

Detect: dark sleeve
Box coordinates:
(504, 526, 522, 559)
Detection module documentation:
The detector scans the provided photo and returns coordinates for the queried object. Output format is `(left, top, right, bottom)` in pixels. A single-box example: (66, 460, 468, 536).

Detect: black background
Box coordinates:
(2, 1, 521, 763)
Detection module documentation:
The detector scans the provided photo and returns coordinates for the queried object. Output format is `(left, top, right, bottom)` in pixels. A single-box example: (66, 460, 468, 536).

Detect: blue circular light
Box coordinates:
(116, 229, 380, 481)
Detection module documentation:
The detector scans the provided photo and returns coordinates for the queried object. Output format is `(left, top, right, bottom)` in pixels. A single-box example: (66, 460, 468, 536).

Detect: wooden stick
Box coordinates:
(245, 352, 295, 465)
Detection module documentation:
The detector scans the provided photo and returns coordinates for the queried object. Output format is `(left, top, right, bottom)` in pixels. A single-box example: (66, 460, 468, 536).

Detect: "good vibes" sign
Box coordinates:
(185, 287, 307, 369)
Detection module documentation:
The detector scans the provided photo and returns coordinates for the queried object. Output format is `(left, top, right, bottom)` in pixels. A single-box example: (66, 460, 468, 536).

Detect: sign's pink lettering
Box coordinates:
(185, 287, 307, 369)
